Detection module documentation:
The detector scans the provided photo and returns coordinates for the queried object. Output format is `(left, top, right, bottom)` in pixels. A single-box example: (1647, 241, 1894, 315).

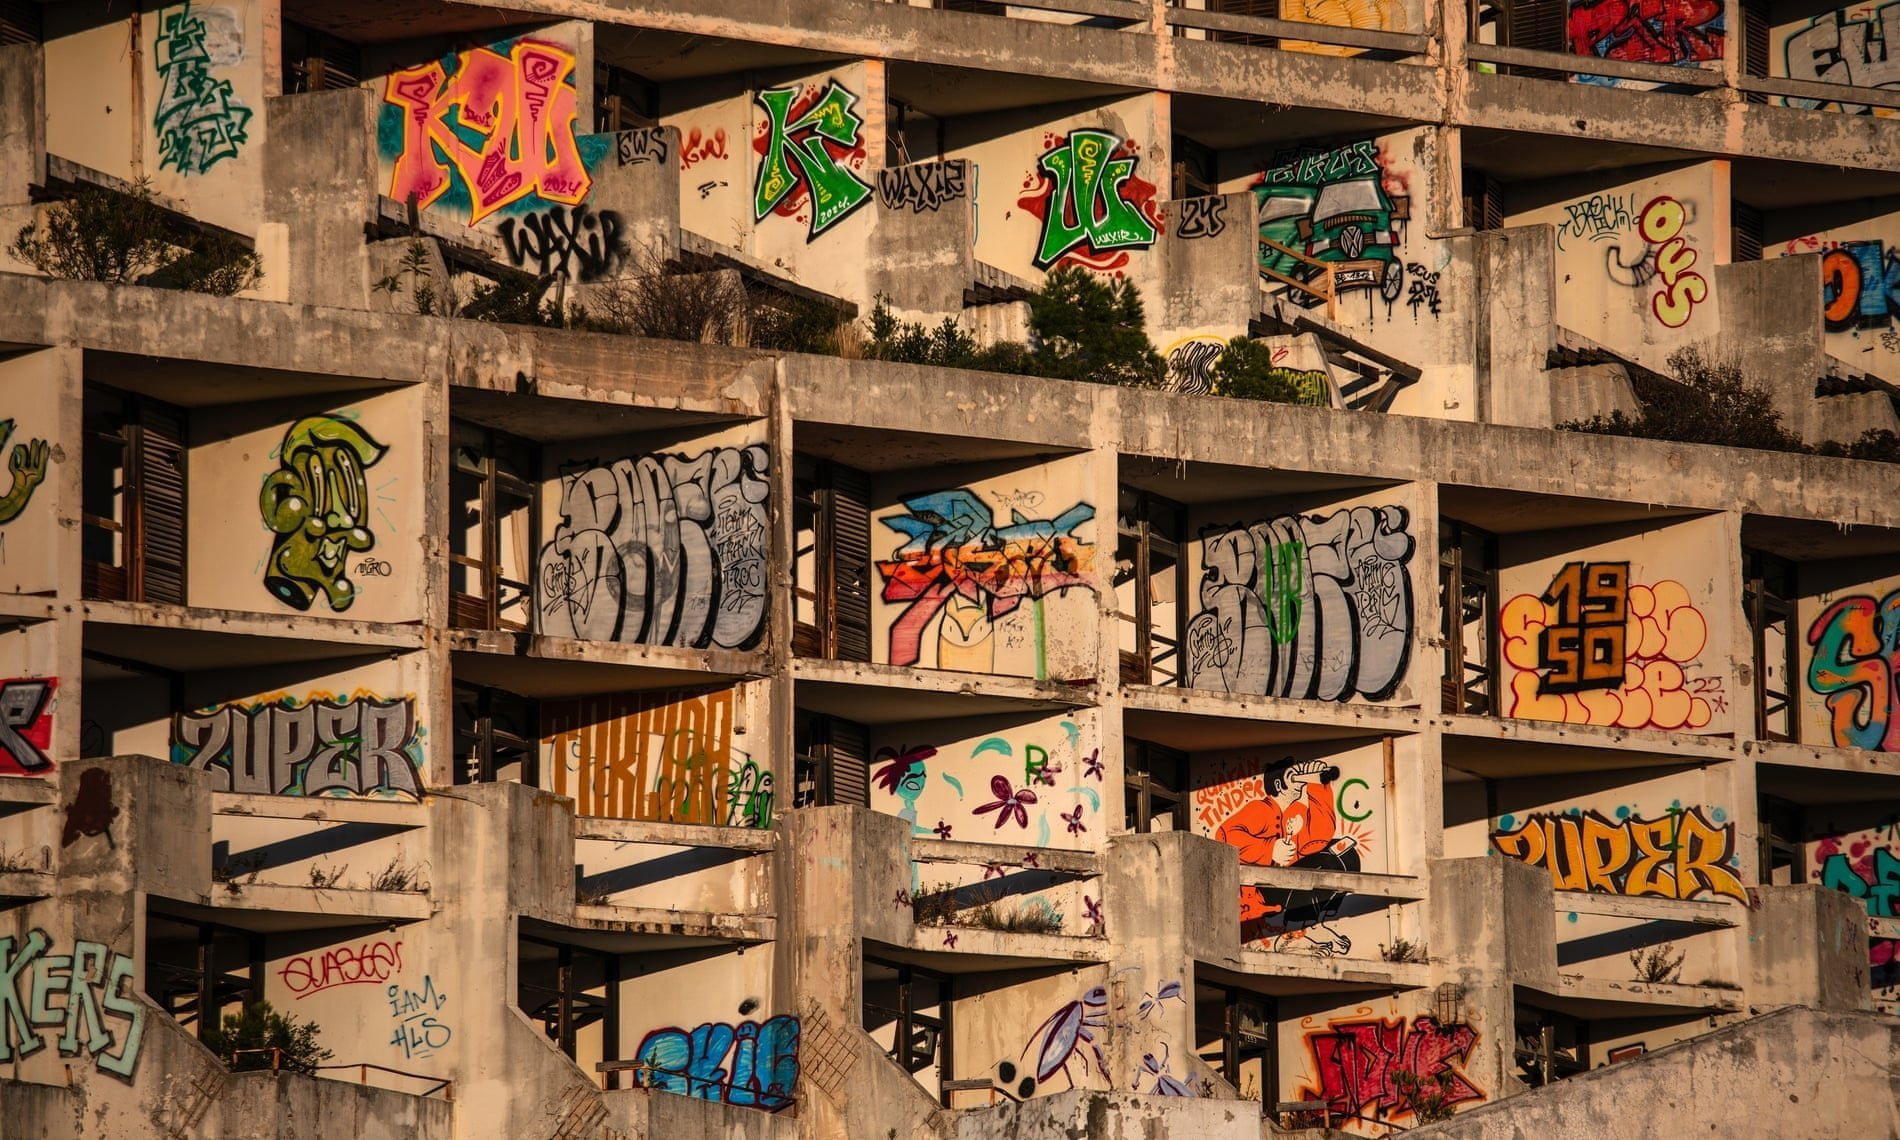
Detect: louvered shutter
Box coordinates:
(827, 465, 873, 664)
(827, 716, 870, 808)
(0, 0, 40, 45)
(135, 400, 188, 606)
(1733, 201, 1763, 263)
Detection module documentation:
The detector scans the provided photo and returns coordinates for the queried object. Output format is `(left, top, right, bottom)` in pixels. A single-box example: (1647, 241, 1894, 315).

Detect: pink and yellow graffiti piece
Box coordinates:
(384, 40, 590, 225)
(1501, 570, 1715, 730)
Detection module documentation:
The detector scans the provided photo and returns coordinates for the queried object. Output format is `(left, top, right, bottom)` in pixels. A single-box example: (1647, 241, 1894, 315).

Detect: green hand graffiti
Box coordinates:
(0, 420, 50, 525)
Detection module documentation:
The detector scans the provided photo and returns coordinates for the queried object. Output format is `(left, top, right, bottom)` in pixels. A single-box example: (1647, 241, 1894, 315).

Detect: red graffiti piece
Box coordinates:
(1567, 0, 1724, 65)
(62, 767, 118, 848)
(279, 939, 404, 998)
(0, 677, 55, 776)
(383, 39, 590, 225)
(680, 127, 729, 170)
(1303, 1015, 1483, 1122)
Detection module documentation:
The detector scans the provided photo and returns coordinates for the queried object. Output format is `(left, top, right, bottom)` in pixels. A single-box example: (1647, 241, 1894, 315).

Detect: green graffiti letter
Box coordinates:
(1033, 129, 1158, 269)
(754, 81, 874, 240)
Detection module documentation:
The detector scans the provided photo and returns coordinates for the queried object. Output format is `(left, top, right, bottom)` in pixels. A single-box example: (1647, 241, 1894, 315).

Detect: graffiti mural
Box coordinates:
(1555, 192, 1640, 251)
(1491, 805, 1745, 901)
(1808, 588, 1900, 751)
(1018, 130, 1161, 272)
(498, 204, 628, 282)
(1196, 755, 1380, 955)
(1165, 337, 1225, 396)
(1254, 141, 1409, 310)
(539, 445, 769, 651)
(260, 416, 389, 613)
(875, 490, 1095, 676)
(1636, 196, 1708, 328)
(279, 939, 403, 998)
(1184, 506, 1415, 703)
(753, 80, 874, 240)
(0, 421, 48, 527)
(1815, 825, 1900, 917)
(0, 929, 146, 1078)
(995, 984, 1110, 1100)
(1501, 566, 1717, 731)
(1818, 240, 1900, 333)
(877, 160, 969, 213)
(383, 38, 589, 225)
(153, 1, 252, 175)
(633, 1012, 800, 1109)
(1301, 1015, 1482, 1124)
(1780, 2, 1900, 115)
(542, 688, 772, 827)
(1567, 0, 1724, 68)
(1280, 0, 1403, 54)
(172, 693, 424, 799)
(874, 720, 1102, 848)
(387, 975, 451, 1061)
(0, 678, 54, 776)
(1174, 197, 1228, 240)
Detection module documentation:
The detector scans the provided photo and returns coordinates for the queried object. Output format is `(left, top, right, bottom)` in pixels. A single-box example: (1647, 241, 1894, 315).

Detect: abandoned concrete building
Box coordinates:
(2, 0, 1900, 1135)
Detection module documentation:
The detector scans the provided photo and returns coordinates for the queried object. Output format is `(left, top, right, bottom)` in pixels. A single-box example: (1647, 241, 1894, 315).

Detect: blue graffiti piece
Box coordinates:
(1063, 786, 1101, 812)
(942, 774, 965, 799)
(884, 492, 1094, 559)
(634, 1015, 800, 1110)
(972, 737, 1013, 759)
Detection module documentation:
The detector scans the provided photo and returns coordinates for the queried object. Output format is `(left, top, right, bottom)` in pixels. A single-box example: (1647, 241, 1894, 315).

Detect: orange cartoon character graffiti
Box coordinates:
(1216, 757, 1361, 955)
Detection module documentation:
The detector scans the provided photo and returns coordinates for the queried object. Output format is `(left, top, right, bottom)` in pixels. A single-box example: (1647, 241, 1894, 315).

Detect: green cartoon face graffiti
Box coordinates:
(259, 417, 387, 612)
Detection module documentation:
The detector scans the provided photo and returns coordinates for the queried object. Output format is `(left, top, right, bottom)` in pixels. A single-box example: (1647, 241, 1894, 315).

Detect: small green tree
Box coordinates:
(1559, 347, 1805, 452)
(12, 178, 260, 295)
(202, 1000, 333, 1076)
(1393, 1068, 1460, 1124)
(1025, 266, 1166, 388)
(1209, 338, 1332, 406)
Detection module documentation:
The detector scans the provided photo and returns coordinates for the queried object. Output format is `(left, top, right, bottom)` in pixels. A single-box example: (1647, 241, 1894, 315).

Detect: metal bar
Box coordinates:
(1465, 42, 1723, 88)
(1165, 6, 1430, 54)
(1731, 72, 1900, 111)
(985, 0, 1149, 24)
(1257, 264, 1331, 305)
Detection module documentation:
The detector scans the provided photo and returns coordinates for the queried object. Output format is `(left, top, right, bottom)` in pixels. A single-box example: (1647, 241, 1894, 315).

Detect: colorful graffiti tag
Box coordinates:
(0, 419, 49, 526)
(1018, 129, 1160, 272)
(1254, 141, 1409, 310)
(1637, 196, 1707, 328)
(260, 416, 389, 613)
(1197, 755, 1378, 955)
(1567, 0, 1724, 68)
(1185, 506, 1415, 703)
(0, 678, 54, 777)
(1301, 1015, 1482, 1124)
(153, 0, 252, 175)
(542, 687, 771, 827)
(539, 446, 770, 651)
(753, 80, 874, 240)
(1491, 805, 1746, 901)
(383, 38, 589, 224)
(0, 929, 146, 1078)
(633, 1013, 800, 1109)
(172, 693, 424, 799)
(1501, 566, 1716, 730)
(875, 490, 1095, 676)
(1815, 828, 1900, 917)
(1780, 2, 1900, 115)
(1807, 589, 1900, 751)
(1818, 240, 1900, 333)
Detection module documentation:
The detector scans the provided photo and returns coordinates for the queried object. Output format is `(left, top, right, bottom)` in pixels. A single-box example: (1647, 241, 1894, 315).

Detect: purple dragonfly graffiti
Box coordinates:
(996, 985, 1110, 1100)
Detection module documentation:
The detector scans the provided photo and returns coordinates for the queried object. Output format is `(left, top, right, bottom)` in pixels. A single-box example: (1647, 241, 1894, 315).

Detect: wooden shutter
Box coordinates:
(1463, 168, 1504, 230)
(827, 465, 873, 664)
(134, 400, 188, 606)
(1733, 201, 1763, 263)
(0, 0, 40, 45)
(827, 716, 870, 808)
(1742, 0, 1770, 79)
(1506, 0, 1568, 76)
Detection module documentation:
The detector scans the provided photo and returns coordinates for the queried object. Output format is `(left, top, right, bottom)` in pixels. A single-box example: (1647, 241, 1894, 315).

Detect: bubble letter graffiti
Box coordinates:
(753, 80, 873, 240)
(260, 417, 388, 613)
(1808, 589, 1900, 751)
(538, 446, 769, 650)
(173, 693, 423, 799)
(1185, 506, 1414, 702)
(1491, 806, 1745, 901)
(633, 1014, 800, 1109)
(383, 39, 590, 225)
(0, 929, 146, 1078)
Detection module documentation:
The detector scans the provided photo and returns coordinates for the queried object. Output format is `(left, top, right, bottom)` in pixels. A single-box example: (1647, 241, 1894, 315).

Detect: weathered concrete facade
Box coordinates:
(1, 0, 1899, 1135)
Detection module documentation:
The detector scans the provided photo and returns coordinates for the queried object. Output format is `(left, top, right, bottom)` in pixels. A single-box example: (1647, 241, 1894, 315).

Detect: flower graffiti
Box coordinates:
(975, 775, 1037, 831)
(259, 416, 388, 613)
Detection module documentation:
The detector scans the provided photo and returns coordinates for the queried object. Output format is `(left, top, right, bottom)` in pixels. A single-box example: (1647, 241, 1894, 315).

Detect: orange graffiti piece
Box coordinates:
(1638, 195, 1707, 328)
(1492, 807, 1745, 902)
(384, 40, 590, 225)
(1502, 576, 1713, 730)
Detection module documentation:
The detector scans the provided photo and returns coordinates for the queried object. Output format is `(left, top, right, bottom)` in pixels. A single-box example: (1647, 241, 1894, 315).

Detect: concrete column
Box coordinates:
(1746, 884, 1872, 1012)
(262, 87, 377, 310)
(1426, 855, 1556, 1103)
(0, 43, 46, 207)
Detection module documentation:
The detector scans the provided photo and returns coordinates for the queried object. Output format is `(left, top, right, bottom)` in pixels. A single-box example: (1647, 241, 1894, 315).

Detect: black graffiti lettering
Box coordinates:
(615, 126, 671, 167)
(876, 160, 969, 213)
(1175, 196, 1227, 240)
(497, 205, 629, 283)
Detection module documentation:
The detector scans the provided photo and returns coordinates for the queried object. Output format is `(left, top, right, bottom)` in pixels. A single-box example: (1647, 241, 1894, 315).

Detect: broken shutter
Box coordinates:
(135, 399, 188, 606)
(828, 464, 873, 663)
